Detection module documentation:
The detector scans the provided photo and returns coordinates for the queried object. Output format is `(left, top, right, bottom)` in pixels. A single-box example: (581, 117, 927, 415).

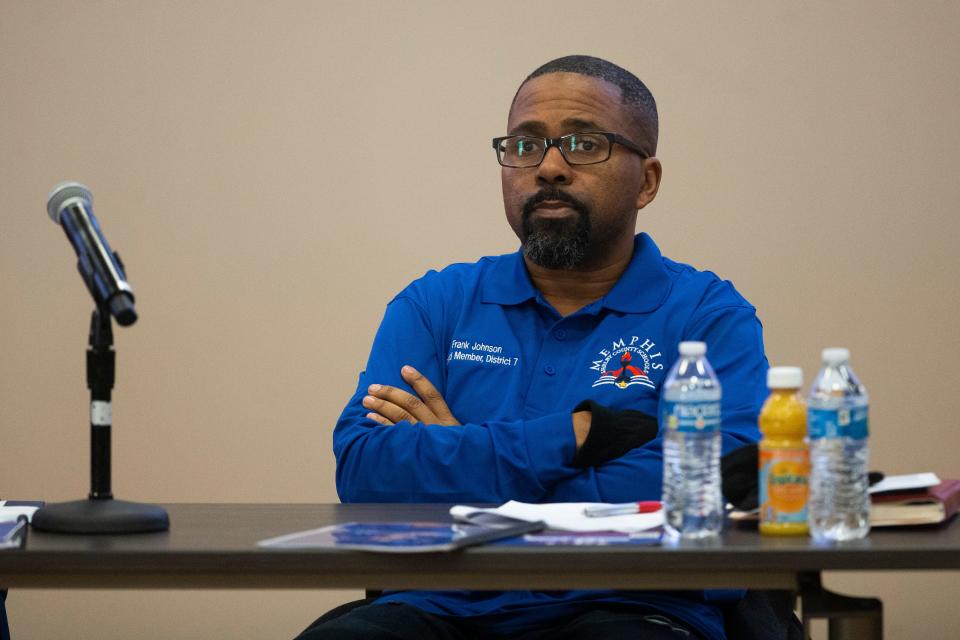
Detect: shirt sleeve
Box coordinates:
(333, 296, 581, 503)
(543, 305, 768, 503)
(685, 304, 768, 454)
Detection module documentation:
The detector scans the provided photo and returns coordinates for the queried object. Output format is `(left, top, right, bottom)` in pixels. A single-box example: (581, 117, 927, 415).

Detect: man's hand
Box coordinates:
(362, 365, 460, 426)
(572, 410, 592, 451)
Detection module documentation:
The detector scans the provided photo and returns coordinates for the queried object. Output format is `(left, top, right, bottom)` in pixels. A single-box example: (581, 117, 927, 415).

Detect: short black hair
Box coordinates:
(513, 55, 658, 155)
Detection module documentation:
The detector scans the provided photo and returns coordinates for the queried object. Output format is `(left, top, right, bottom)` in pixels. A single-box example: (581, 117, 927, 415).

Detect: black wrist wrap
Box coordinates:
(720, 443, 759, 511)
(571, 399, 659, 468)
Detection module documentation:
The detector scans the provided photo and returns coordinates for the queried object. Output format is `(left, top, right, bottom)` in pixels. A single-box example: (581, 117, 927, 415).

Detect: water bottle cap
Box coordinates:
(767, 366, 803, 389)
(678, 341, 706, 357)
(821, 347, 850, 365)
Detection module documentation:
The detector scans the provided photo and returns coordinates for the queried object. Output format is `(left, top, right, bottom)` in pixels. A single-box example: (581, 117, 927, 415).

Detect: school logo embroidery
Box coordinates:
(590, 336, 663, 390)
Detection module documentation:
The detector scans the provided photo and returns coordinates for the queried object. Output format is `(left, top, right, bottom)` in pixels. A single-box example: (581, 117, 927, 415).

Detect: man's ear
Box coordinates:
(635, 157, 662, 210)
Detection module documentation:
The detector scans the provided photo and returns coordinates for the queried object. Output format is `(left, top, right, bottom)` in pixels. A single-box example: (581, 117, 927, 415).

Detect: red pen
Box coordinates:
(583, 501, 662, 518)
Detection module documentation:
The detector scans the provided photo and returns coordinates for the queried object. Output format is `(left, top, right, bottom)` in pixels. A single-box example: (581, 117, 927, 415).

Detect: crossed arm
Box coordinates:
(361, 364, 592, 450)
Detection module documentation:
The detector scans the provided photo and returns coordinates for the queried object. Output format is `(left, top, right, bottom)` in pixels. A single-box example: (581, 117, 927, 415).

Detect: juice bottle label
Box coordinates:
(661, 400, 720, 434)
(759, 447, 810, 524)
(808, 406, 868, 439)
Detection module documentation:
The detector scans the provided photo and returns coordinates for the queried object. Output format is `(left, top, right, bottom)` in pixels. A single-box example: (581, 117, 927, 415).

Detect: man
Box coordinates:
(299, 55, 768, 640)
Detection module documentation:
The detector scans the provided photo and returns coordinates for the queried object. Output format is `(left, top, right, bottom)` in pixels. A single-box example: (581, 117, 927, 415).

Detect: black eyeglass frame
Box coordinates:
(491, 131, 647, 168)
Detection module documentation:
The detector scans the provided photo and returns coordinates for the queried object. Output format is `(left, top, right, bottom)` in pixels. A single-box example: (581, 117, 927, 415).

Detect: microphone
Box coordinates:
(46, 182, 137, 326)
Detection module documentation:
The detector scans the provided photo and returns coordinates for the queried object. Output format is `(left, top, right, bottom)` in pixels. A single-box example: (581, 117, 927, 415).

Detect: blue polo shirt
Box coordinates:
(333, 232, 768, 639)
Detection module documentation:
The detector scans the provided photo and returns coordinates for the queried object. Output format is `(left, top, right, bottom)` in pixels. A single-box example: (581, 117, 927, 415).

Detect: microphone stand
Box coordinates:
(31, 303, 169, 533)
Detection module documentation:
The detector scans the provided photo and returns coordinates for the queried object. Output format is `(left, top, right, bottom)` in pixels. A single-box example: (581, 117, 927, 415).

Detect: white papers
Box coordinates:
(0, 501, 41, 523)
(451, 501, 664, 533)
(869, 472, 940, 494)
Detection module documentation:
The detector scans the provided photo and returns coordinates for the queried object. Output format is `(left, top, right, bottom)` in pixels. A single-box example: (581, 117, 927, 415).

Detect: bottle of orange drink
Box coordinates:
(759, 367, 810, 535)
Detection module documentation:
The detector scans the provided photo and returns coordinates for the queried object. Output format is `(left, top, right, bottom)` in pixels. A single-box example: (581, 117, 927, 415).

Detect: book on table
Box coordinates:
(729, 473, 958, 527)
(257, 512, 546, 552)
(870, 478, 960, 527)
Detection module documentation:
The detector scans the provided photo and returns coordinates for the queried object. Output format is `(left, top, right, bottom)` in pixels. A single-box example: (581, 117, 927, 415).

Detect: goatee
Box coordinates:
(520, 189, 592, 270)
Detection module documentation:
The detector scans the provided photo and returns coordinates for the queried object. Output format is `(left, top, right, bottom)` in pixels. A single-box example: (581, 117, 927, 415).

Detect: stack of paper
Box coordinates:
(0, 500, 43, 524)
(868, 472, 940, 494)
(450, 501, 664, 533)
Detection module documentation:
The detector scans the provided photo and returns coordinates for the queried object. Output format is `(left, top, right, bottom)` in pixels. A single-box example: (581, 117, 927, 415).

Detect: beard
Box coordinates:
(520, 188, 592, 270)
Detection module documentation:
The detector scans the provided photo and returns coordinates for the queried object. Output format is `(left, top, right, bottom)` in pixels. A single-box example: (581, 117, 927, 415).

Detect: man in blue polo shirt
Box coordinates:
(298, 55, 767, 640)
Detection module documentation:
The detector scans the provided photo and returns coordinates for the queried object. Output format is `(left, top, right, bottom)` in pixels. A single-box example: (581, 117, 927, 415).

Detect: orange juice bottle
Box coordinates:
(759, 367, 810, 535)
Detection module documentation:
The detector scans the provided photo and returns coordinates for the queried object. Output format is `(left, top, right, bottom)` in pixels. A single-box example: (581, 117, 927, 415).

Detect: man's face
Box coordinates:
(502, 72, 650, 270)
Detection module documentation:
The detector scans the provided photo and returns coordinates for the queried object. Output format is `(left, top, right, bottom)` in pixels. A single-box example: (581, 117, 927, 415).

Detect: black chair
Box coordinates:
(300, 589, 803, 639)
(721, 589, 803, 639)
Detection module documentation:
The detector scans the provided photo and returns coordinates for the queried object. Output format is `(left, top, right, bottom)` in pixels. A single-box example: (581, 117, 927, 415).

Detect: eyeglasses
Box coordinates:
(491, 131, 647, 168)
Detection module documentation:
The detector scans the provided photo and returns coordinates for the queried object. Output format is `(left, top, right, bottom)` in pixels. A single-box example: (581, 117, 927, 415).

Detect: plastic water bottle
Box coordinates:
(808, 348, 870, 541)
(661, 341, 723, 539)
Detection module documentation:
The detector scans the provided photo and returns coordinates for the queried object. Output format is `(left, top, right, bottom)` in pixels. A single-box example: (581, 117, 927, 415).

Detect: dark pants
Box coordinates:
(295, 601, 696, 640)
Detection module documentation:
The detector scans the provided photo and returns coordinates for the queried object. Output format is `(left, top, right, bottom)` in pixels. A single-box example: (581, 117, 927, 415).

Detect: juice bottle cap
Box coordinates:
(768, 366, 803, 389)
(678, 341, 706, 357)
(821, 347, 850, 365)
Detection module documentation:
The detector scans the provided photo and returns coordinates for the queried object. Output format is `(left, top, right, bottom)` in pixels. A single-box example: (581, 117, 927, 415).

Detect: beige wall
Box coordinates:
(1, 1, 958, 637)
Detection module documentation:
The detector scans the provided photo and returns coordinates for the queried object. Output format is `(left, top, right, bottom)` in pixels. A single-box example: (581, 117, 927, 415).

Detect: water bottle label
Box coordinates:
(759, 447, 809, 524)
(808, 407, 869, 439)
(661, 400, 721, 433)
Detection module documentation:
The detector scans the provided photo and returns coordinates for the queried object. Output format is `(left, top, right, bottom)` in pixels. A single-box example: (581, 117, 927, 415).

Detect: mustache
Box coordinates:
(522, 188, 589, 218)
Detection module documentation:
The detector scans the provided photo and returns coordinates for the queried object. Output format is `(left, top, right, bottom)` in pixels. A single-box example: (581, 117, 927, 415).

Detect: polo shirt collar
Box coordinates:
(601, 233, 673, 313)
(481, 248, 539, 305)
(481, 233, 672, 313)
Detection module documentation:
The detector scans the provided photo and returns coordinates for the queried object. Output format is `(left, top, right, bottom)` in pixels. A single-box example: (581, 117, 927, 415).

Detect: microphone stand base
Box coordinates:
(31, 498, 169, 534)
